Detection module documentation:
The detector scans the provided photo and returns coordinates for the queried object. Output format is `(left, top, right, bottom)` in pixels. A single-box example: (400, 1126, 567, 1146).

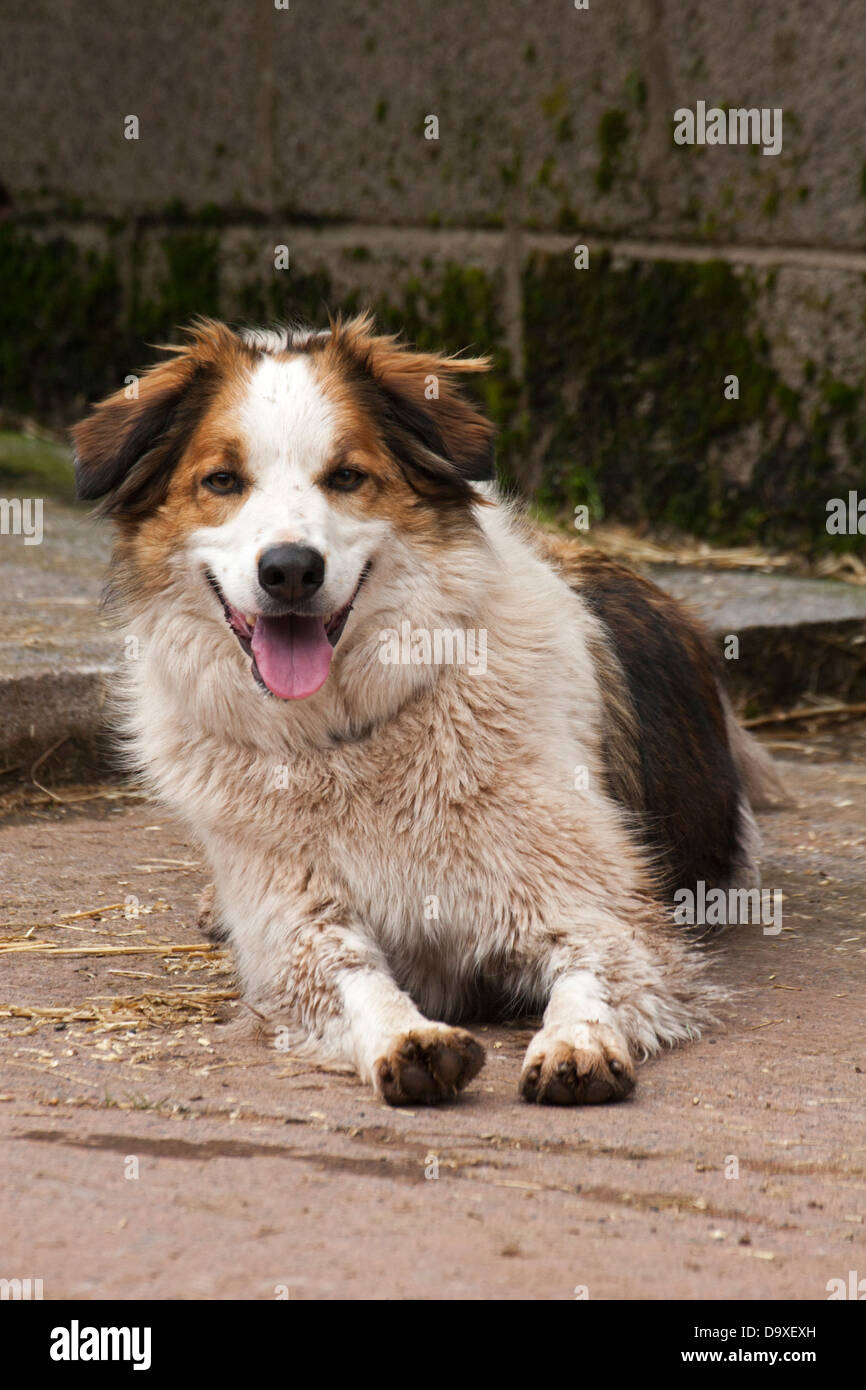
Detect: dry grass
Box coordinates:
(742, 701, 866, 729)
(538, 518, 866, 585)
(0, 988, 239, 1033)
(0, 780, 149, 822)
(0, 940, 221, 959)
(0, 890, 237, 1036)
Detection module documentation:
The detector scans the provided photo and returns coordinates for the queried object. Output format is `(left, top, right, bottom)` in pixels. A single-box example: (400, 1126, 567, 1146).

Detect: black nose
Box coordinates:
(258, 544, 325, 603)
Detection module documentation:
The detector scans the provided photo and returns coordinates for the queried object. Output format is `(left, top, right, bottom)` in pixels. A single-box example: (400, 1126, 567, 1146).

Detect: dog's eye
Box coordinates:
(203, 471, 244, 495)
(325, 467, 366, 493)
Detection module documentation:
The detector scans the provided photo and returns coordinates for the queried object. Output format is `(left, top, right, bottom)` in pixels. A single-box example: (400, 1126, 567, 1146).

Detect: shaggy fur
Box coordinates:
(72, 315, 778, 1107)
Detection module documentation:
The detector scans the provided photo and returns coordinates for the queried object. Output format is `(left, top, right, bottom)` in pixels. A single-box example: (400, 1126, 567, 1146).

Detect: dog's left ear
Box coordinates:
(72, 319, 240, 517)
(335, 315, 496, 498)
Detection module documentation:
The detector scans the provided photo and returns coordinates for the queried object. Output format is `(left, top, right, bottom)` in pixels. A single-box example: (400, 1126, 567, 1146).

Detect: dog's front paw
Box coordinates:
(520, 1024, 635, 1105)
(375, 1026, 485, 1106)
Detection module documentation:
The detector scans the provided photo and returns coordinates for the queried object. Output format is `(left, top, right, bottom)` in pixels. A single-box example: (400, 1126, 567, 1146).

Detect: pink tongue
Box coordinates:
(251, 614, 333, 699)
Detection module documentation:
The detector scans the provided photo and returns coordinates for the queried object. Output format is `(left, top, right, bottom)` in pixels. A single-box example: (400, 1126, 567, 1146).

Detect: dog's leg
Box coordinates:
(195, 883, 229, 942)
(518, 919, 716, 1105)
(520, 968, 635, 1105)
(340, 969, 485, 1107)
(230, 906, 485, 1106)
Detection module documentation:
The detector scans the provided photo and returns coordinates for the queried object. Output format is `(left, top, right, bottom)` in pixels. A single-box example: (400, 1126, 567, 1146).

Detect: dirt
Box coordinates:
(0, 726, 864, 1301)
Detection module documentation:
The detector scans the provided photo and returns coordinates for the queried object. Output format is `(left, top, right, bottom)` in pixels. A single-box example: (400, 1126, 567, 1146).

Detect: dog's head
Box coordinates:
(72, 315, 494, 700)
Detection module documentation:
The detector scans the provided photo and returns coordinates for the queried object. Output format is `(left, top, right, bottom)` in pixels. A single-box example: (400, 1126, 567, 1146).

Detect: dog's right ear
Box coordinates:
(329, 312, 496, 504)
(72, 320, 240, 517)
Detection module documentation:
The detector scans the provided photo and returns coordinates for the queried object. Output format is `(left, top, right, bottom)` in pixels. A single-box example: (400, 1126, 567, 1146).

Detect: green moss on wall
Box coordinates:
(0, 222, 224, 415)
(595, 109, 629, 193)
(235, 267, 335, 328)
(371, 263, 520, 459)
(130, 229, 221, 342)
(0, 222, 333, 419)
(3, 218, 863, 550)
(0, 223, 125, 417)
(523, 250, 866, 549)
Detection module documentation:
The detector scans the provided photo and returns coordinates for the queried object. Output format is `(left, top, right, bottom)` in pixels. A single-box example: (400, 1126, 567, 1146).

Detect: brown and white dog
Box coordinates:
(73, 315, 778, 1107)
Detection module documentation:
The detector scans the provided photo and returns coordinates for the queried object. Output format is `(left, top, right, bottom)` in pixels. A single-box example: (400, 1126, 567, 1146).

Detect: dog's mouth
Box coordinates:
(206, 564, 370, 700)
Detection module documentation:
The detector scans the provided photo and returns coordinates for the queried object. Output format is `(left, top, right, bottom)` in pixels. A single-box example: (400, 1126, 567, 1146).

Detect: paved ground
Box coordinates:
(0, 725, 863, 1301)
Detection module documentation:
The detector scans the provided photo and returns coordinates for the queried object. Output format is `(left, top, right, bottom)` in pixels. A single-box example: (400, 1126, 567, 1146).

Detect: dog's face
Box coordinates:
(73, 316, 494, 699)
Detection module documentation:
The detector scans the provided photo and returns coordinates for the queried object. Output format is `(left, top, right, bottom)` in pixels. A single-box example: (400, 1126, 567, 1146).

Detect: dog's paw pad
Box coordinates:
(375, 1027, 485, 1106)
(520, 1034, 634, 1106)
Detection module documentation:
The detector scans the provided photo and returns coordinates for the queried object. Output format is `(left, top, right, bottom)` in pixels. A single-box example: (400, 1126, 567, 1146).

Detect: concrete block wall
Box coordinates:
(3, 0, 865, 544)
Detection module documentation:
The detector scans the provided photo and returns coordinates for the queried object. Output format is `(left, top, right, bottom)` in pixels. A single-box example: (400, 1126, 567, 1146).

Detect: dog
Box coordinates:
(72, 314, 780, 1106)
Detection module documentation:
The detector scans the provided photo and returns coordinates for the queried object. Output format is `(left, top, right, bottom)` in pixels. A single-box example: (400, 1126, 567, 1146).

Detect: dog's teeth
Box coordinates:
(245, 614, 256, 626)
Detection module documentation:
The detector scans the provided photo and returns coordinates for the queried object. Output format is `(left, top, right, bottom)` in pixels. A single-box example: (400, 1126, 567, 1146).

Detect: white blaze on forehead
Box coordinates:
(190, 345, 385, 619)
(238, 353, 337, 484)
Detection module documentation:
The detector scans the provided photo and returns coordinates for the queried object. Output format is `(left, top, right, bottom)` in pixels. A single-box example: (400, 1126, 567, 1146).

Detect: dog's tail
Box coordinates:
(721, 690, 788, 810)
(720, 689, 787, 891)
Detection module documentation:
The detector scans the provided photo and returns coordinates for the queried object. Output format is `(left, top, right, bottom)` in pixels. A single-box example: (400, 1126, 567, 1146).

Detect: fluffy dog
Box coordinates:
(73, 315, 778, 1106)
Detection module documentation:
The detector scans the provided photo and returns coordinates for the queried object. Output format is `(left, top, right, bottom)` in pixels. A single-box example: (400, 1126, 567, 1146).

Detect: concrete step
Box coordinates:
(649, 565, 866, 712)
